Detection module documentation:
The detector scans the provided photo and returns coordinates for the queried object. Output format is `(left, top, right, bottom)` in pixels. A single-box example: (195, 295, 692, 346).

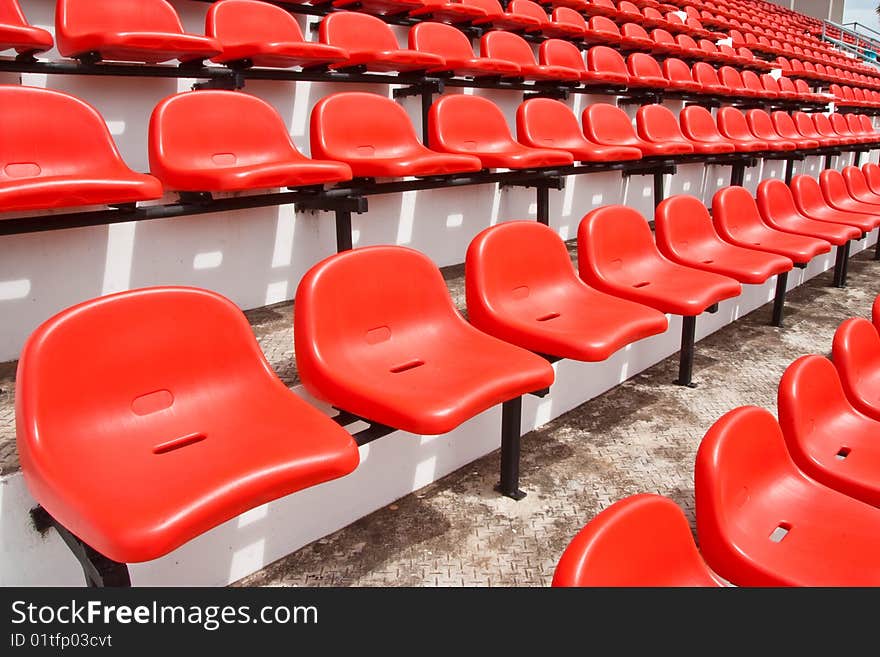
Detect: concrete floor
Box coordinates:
(1, 249, 877, 586)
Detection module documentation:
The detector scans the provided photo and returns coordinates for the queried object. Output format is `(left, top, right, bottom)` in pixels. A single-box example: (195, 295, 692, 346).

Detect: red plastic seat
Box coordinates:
(819, 169, 880, 220)
(294, 246, 555, 435)
(829, 112, 864, 144)
(583, 103, 692, 157)
(695, 405, 880, 587)
(539, 39, 598, 82)
(626, 52, 669, 89)
(716, 107, 770, 151)
(582, 15, 625, 46)
(149, 90, 352, 192)
(792, 111, 840, 147)
(620, 22, 655, 49)
(847, 114, 880, 144)
(516, 98, 642, 162)
(712, 186, 831, 264)
(409, 22, 521, 78)
(769, 111, 820, 150)
(638, 104, 731, 154)
(650, 28, 685, 56)
(408, 0, 489, 24)
(481, 31, 579, 81)
(466, 221, 667, 361)
(842, 165, 880, 206)
(461, 0, 542, 31)
(741, 69, 776, 97)
(577, 205, 741, 317)
(675, 33, 703, 57)
(430, 94, 574, 169)
(790, 174, 879, 234)
(310, 93, 481, 178)
(584, 45, 631, 85)
(756, 179, 861, 245)
(0, 85, 163, 213)
(745, 109, 798, 151)
(833, 317, 880, 423)
(718, 65, 759, 98)
(16, 287, 360, 564)
(55, 0, 222, 64)
(863, 162, 880, 196)
(679, 105, 740, 152)
(655, 195, 792, 283)
(552, 7, 589, 36)
(692, 61, 728, 95)
(813, 112, 859, 146)
(552, 494, 724, 587)
(205, 0, 347, 68)
(779, 354, 880, 509)
(319, 12, 444, 73)
(0, 0, 53, 55)
(662, 57, 704, 92)
(583, 0, 625, 20)
(761, 73, 797, 100)
(509, 0, 584, 38)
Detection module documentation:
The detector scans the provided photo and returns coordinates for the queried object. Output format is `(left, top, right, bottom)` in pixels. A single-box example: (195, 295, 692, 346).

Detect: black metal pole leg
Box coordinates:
(49, 517, 131, 587)
(496, 396, 526, 500)
(536, 184, 550, 226)
(730, 162, 746, 187)
(771, 271, 788, 327)
(674, 315, 697, 388)
(653, 170, 665, 209)
(824, 153, 834, 170)
(784, 159, 795, 186)
(833, 241, 851, 287)
(335, 210, 353, 252)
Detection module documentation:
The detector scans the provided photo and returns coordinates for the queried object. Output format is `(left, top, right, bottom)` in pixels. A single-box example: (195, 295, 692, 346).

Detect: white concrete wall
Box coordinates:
(1, 0, 878, 585)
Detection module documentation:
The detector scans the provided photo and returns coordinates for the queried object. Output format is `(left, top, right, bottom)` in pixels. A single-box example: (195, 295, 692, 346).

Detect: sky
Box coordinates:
(842, 0, 880, 28)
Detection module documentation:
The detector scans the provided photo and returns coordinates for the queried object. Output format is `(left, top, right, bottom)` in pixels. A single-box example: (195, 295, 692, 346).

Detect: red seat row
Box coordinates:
(554, 302, 880, 586)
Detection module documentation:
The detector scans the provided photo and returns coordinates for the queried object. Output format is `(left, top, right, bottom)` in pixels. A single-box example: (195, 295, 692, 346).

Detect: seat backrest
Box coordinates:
(577, 205, 664, 287)
(680, 105, 725, 141)
(858, 115, 875, 133)
(740, 69, 764, 92)
(149, 90, 302, 179)
(694, 406, 803, 582)
(842, 165, 874, 197)
(552, 494, 720, 587)
(663, 57, 695, 83)
(831, 318, 880, 421)
(864, 162, 880, 193)
(792, 111, 822, 138)
(813, 112, 838, 137)
(651, 28, 677, 48)
(778, 354, 869, 464)
(509, 0, 549, 24)
(539, 38, 585, 71)
(790, 173, 833, 216)
(310, 92, 423, 161)
(552, 6, 586, 29)
(819, 168, 852, 205)
(0, 0, 30, 26)
(746, 109, 781, 140)
(717, 106, 754, 141)
(693, 61, 722, 87)
(617, 1, 640, 16)
(655, 194, 726, 256)
(793, 79, 813, 96)
(829, 83, 845, 100)
(777, 77, 798, 95)
(409, 21, 475, 59)
(294, 246, 464, 392)
(56, 0, 186, 38)
(627, 52, 664, 79)
(643, 7, 664, 22)
(718, 65, 745, 90)
(460, 0, 504, 16)
(829, 112, 853, 136)
(676, 33, 699, 50)
(16, 287, 276, 490)
(319, 12, 398, 53)
(589, 15, 620, 35)
(206, 0, 304, 45)
(466, 220, 583, 326)
(699, 38, 719, 54)
(636, 104, 689, 145)
(621, 22, 649, 39)
(429, 94, 516, 151)
(760, 73, 781, 94)
(582, 103, 640, 146)
(481, 30, 537, 66)
(587, 45, 627, 75)
(712, 185, 765, 235)
(516, 97, 586, 149)
(0, 85, 131, 179)
(756, 177, 807, 224)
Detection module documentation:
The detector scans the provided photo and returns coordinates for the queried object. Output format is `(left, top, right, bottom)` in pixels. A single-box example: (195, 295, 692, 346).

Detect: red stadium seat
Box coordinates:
(651, 28, 686, 57)
(0, 85, 162, 212)
(675, 33, 703, 57)
(819, 169, 880, 219)
(551, 7, 589, 36)
(16, 287, 360, 564)
(637, 104, 714, 154)
(833, 317, 880, 423)
(680, 106, 741, 152)
(692, 62, 728, 95)
(779, 354, 880, 509)
(745, 109, 798, 151)
(509, 0, 584, 38)
(466, 221, 667, 361)
(206, 0, 348, 68)
(842, 165, 880, 206)
(461, 0, 542, 31)
(430, 95, 574, 169)
(863, 162, 880, 196)
(310, 92, 482, 177)
(538, 39, 595, 82)
(55, 0, 222, 64)
(792, 111, 840, 147)
(790, 174, 878, 234)
(584, 45, 631, 85)
(770, 111, 820, 150)
(408, 0, 489, 23)
(552, 494, 724, 587)
(0, 0, 53, 55)
(712, 186, 831, 264)
(149, 90, 352, 192)
(655, 195, 792, 284)
(620, 22, 655, 49)
(409, 22, 521, 78)
(583, 103, 693, 156)
(829, 113, 865, 144)
(626, 52, 670, 89)
(294, 246, 556, 436)
(481, 31, 579, 81)
(516, 98, 643, 162)
(577, 205, 741, 318)
(718, 66, 758, 97)
(696, 406, 880, 586)
(813, 112, 859, 146)
(756, 179, 861, 245)
(319, 12, 444, 73)
(716, 107, 770, 151)
(583, 0, 625, 20)
(662, 57, 704, 92)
